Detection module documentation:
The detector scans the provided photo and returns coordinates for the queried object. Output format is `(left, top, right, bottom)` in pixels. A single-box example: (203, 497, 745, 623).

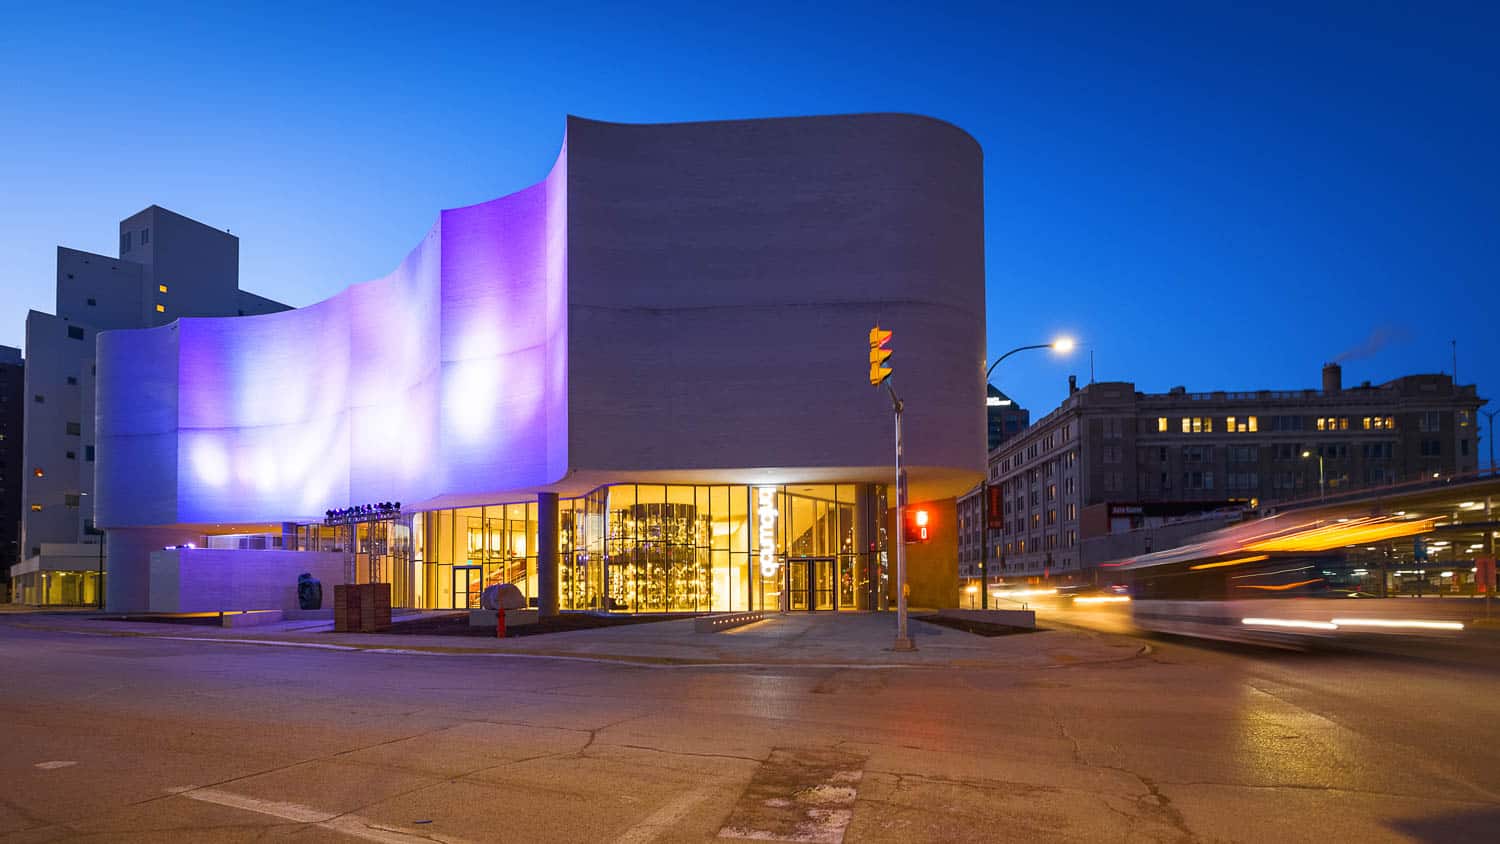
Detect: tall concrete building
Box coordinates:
(0, 346, 22, 591)
(10, 207, 288, 605)
(92, 114, 985, 617)
(958, 386, 1031, 587)
(985, 386, 1029, 451)
(990, 364, 1487, 583)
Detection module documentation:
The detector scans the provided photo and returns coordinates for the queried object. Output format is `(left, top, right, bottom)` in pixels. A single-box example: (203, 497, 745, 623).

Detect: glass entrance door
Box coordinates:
(789, 560, 809, 610)
(453, 566, 483, 609)
(787, 558, 835, 610)
(812, 558, 834, 610)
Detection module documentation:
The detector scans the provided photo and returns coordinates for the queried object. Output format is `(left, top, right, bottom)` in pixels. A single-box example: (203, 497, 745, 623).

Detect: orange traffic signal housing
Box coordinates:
(869, 326, 893, 386)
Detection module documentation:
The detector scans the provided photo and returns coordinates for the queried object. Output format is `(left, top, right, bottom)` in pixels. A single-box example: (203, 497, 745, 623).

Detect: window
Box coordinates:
(1362, 442, 1393, 460)
(1228, 446, 1258, 463)
(1315, 416, 1348, 431)
(1065, 504, 1077, 520)
(33, 468, 43, 477)
(1183, 445, 1213, 463)
(1459, 410, 1471, 428)
(1419, 411, 1442, 432)
(86, 445, 95, 462)
(1157, 417, 1168, 432)
(1046, 484, 1057, 501)
(87, 297, 97, 306)
(1102, 446, 1122, 464)
(64, 494, 80, 508)
(1103, 471, 1123, 492)
(1420, 439, 1442, 457)
(65, 450, 76, 460)
(1460, 439, 1470, 457)
(66, 376, 77, 385)
(1183, 471, 1214, 490)
(142, 227, 150, 245)
(67, 325, 84, 340)
(159, 284, 168, 294)
(1103, 418, 1124, 439)
(30, 504, 41, 512)
(156, 304, 166, 313)
(65, 421, 80, 436)
(121, 231, 131, 252)
(1362, 416, 1395, 430)
(1227, 416, 1258, 433)
(1181, 417, 1212, 433)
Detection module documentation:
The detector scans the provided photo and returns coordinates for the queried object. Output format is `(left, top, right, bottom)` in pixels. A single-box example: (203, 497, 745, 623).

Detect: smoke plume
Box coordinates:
(1334, 325, 1411, 363)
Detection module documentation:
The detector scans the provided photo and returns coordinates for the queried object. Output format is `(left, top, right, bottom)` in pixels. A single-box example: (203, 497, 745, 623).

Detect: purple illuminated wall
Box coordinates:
(96, 146, 568, 525)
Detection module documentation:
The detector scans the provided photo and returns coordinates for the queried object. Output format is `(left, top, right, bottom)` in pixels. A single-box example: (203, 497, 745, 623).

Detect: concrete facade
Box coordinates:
(0, 346, 20, 585)
(15, 208, 289, 605)
(94, 113, 987, 615)
(991, 364, 1487, 582)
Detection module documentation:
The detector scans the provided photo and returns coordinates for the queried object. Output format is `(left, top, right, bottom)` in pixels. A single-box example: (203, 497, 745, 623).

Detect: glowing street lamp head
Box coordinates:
(1301, 450, 1313, 459)
(1051, 336, 1076, 354)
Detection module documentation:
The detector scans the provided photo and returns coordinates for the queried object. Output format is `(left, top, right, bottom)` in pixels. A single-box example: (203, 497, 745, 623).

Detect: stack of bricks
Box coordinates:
(333, 583, 392, 632)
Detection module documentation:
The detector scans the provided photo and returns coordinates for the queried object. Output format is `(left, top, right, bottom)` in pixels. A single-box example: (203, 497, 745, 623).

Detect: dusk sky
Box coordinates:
(2, 1, 1496, 422)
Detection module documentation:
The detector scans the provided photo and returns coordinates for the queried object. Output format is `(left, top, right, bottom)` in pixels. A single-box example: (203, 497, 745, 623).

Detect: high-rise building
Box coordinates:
(10, 207, 288, 605)
(985, 385, 1029, 451)
(0, 346, 22, 592)
(990, 364, 1487, 583)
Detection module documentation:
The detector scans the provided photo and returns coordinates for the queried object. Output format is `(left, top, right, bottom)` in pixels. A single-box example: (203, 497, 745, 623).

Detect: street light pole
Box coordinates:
(1483, 409, 1498, 475)
(984, 336, 1076, 602)
(888, 380, 913, 651)
(1301, 450, 1325, 500)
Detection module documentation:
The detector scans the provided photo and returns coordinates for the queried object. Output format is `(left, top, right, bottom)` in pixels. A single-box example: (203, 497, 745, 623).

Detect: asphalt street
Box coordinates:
(2, 613, 1498, 843)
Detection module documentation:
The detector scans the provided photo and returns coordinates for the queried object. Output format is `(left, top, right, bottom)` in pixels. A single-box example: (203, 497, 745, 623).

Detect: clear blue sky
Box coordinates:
(2, 1, 1496, 419)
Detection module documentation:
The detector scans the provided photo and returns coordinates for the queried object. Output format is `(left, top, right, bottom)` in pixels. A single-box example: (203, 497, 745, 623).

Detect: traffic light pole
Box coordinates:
(888, 381, 914, 651)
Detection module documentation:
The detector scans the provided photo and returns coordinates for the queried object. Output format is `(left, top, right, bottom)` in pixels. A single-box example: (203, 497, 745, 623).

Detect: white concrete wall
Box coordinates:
(565, 114, 987, 501)
(149, 548, 344, 613)
(20, 310, 97, 558)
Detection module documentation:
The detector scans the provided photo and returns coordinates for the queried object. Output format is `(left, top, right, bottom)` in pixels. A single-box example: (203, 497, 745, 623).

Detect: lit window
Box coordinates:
(155, 304, 166, 313)
(1181, 418, 1191, 433)
(30, 504, 42, 512)
(33, 468, 43, 478)
(1157, 417, 1168, 432)
(159, 284, 168, 294)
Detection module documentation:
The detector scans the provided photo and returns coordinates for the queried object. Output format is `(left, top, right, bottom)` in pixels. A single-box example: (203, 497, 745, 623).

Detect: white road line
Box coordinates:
(612, 789, 717, 844)
(167, 786, 469, 844)
(34, 760, 77, 770)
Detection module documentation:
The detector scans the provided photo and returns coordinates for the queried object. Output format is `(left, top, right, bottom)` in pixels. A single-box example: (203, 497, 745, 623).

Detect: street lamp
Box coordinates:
(982, 336, 1077, 606)
(984, 336, 1076, 382)
(1483, 408, 1498, 476)
(1301, 450, 1325, 500)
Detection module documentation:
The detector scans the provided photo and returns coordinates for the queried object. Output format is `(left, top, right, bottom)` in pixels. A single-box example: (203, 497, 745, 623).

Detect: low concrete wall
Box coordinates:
(219, 610, 284, 628)
(148, 549, 344, 613)
(935, 608, 1036, 629)
(695, 611, 765, 632)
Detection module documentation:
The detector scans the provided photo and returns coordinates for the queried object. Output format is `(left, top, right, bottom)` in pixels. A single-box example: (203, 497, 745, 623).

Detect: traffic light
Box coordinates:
(869, 326, 893, 386)
(904, 507, 931, 543)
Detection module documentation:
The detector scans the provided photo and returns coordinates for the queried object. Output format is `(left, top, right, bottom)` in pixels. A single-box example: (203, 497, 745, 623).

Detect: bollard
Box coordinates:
(496, 605, 506, 639)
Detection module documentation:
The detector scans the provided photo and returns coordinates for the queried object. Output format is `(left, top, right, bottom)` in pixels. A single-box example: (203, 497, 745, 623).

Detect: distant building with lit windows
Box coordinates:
(1, 346, 22, 590)
(990, 363, 1486, 583)
(10, 208, 288, 605)
(92, 114, 987, 616)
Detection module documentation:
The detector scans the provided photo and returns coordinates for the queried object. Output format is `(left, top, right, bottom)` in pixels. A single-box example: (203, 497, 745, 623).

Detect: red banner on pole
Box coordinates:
(1477, 557, 1496, 594)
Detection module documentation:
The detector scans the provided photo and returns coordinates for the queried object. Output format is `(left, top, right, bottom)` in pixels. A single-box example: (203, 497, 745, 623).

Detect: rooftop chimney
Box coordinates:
(1322, 362, 1342, 394)
(1068, 375, 1078, 394)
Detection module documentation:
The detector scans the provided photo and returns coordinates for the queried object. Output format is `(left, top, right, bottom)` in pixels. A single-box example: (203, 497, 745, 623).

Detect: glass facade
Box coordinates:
(407, 482, 889, 612)
(10, 570, 101, 606)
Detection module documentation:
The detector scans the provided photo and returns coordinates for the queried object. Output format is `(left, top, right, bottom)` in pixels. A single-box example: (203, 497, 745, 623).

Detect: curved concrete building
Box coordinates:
(97, 114, 985, 615)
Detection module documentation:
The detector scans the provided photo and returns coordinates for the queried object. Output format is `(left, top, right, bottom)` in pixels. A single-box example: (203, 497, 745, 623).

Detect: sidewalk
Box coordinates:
(1, 610, 1147, 670)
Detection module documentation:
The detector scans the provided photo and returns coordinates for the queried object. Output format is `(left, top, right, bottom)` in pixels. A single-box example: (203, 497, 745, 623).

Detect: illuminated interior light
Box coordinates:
(1330, 618, 1464, 631)
(1242, 617, 1339, 631)
(1190, 554, 1271, 570)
